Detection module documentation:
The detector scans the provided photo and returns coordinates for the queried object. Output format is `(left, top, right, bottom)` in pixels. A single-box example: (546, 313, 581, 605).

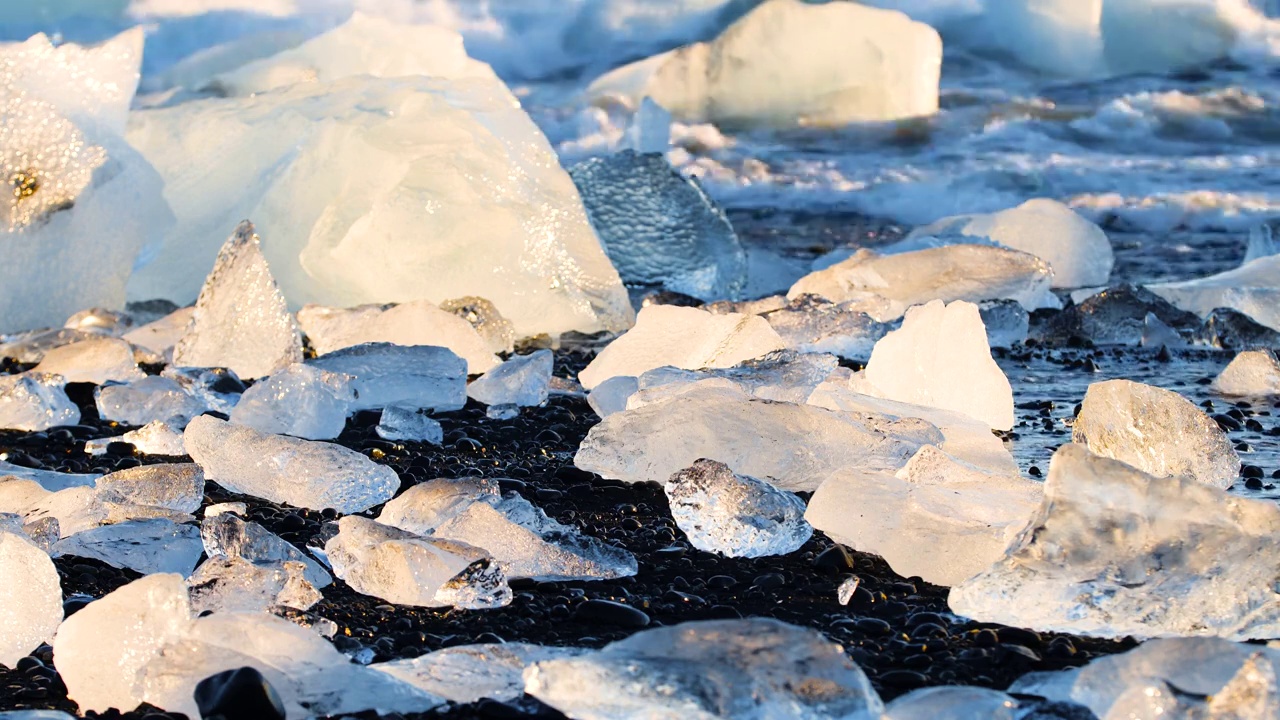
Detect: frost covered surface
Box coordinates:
(32, 338, 143, 385)
(297, 301, 499, 375)
(184, 415, 400, 513)
(0, 530, 61, 669)
(375, 643, 584, 705)
(0, 373, 79, 431)
(229, 363, 354, 440)
(1072, 378, 1240, 488)
(1214, 349, 1280, 396)
(309, 343, 466, 413)
(950, 444, 1280, 640)
(1149, 255, 1280, 332)
(466, 350, 554, 408)
(665, 459, 811, 558)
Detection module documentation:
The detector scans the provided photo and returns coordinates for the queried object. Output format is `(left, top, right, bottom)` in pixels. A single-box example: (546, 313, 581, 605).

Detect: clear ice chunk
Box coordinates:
(0, 530, 62, 669)
(0, 372, 79, 431)
(375, 406, 444, 445)
(202, 513, 331, 589)
(0, 328, 98, 364)
(95, 463, 203, 514)
(33, 337, 144, 385)
(184, 415, 400, 513)
(665, 459, 812, 558)
(569, 150, 746, 301)
(230, 363, 354, 441)
(586, 375, 638, 418)
(761, 295, 891, 359)
(439, 297, 516, 356)
(950, 444, 1280, 640)
(630, 350, 841, 407)
(624, 97, 672, 154)
(883, 687, 1020, 719)
(85, 421, 186, 457)
(525, 618, 884, 719)
(94, 376, 209, 428)
(1150, 255, 1280, 332)
(978, 300, 1029, 349)
(0, 477, 104, 538)
(172, 222, 303, 380)
(187, 557, 321, 615)
(160, 365, 243, 415)
(1072, 378, 1240, 489)
(309, 343, 467, 413)
(578, 305, 785, 390)
(374, 643, 585, 704)
(1245, 219, 1280, 265)
(467, 350, 554, 408)
(837, 576, 860, 606)
(53, 519, 203, 576)
(1214, 349, 1280, 397)
(297, 301, 499, 375)
(121, 306, 193, 365)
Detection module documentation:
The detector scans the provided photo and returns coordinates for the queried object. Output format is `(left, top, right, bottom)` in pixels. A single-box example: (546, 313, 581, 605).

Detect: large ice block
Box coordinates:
(0, 531, 61, 669)
(230, 363, 354, 440)
(0, 373, 79, 431)
(297, 301, 499, 375)
(1149, 255, 1280, 332)
(309, 343, 467, 412)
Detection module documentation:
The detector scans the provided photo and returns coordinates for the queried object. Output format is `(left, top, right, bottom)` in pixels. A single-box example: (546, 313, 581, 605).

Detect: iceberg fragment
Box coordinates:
(665, 459, 812, 558)
(309, 343, 466, 413)
(33, 338, 144, 385)
(0, 530, 61, 669)
(297, 301, 499, 374)
(1214, 349, 1280, 396)
(438, 296, 515, 356)
(53, 519, 204, 576)
(375, 643, 584, 704)
(85, 421, 186, 457)
(94, 376, 209, 429)
(0, 373, 79, 431)
(187, 557, 321, 615)
(230, 363, 354, 440)
(760, 295, 891, 359)
(95, 463, 204, 514)
(375, 406, 444, 445)
(467, 350, 554, 408)
(1150, 255, 1280, 332)
(202, 513, 330, 589)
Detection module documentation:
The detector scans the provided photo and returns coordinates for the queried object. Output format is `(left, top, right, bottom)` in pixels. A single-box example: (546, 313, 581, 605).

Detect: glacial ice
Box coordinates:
(184, 415, 400, 513)
(202, 513, 331, 589)
(309, 343, 467, 413)
(525, 618, 884, 719)
(297, 301, 499, 375)
(53, 519, 204, 576)
(1072, 378, 1240, 489)
(587, 375, 639, 418)
(375, 643, 584, 704)
(903, 199, 1114, 289)
(1150, 255, 1280, 332)
(665, 459, 812, 558)
(630, 350, 841, 408)
(1, 29, 141, 134)
(375, 406, 444, 445)
(171, 222, 304, 380)
(63, 307, 132, 336)
(1038, 284, 1202, 346)
(126, 74, 633, 338)
(950, 444, 1280, 640)
(568, 150, 747, 301)
(586, 0, 941, 127)
(862, 300, 1015, 431)
(0, 329, 98, 365)
(0, 531, 61, 669)
(230, 363, 354, 441)
(806, 446, 1042, 586)
(378, 478, 637, 581)
(187, 557, 321, 615)
(883, 687, 1020, 719)
(1246, 218, 1280, 265)
(788, 246, 1058, 323)
(0, 480, 103, 538)
(95, 463, 204, 515)
(578, 305, 785, 390)
(625, 97, 672, 154)
(0, 373, 80, 431)
(439, 297, 516, 356)
(1214, 349, 1280, 396)
(94, 376, 209, 428)
(324, 516, 512, 609)
(33, 338, 144, 385)
(121, 307, 193, 365)
(161, 365, 244, 415)
(978, 300, 1030, 348)
(575, 384, 943, 490)
(759, 295, 891, 359)
(980, 0, 1106, 77)
(467, 350, 554, 408)
(85, 421, 186, 457)
(0, 514, 57, 553)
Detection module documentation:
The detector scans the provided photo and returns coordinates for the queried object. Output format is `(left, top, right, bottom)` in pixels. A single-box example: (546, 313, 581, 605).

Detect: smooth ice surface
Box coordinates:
(569, 150, 746, 301)
(94, 376, 208, 428)
(665, 459, 812, 558)
(586, 0, 941, 127)
(230, 363, 354, 440)
(297, 301, 499, 375)
(309, 343, 467, 412)
(379, 478, 637, 581)
(578, 305, 785, 390)
(172, 222, 303, 380)
(53, 519, 204, 576)
(376, 406, 444, 445)
(53, 573, 193, 714)
(950, 444, 1280, 640)
(122, 307, 193, 364)
(788, 246, 1058, 323)
(85, 421, 186, 457)
(576, 384, 943, 490)
(0, 480, 103, 538)
(806, 446, 1042, 586)
(187, 557, 321, 614)
(467, 350, 553, 408)
(883, 687, 1019, 719)
(33, 338, 144, 385)
(0, 462, 96, 492)
(0, 531, 61, 669)
(202, 513, 331, 589)
(184, 415, 400, 513)
(629, 350, 840, 407)
(1073, 378, 1240, 488)
(760, 295, 891, 360)
(324, 516, 512, 609)
(126, 75, 633, 338)
(376, 643, 584, 704)
(95, 463, 204, 514)
(863, 300, 1015, 431)
(0, 373, 79, 431)
(1215, 349, 1280, 396)
(903, 199, 1114, 289)
(525, 618, 884, 719)
(1149, 255, 1280, 332)
(586, 375, 638, 418)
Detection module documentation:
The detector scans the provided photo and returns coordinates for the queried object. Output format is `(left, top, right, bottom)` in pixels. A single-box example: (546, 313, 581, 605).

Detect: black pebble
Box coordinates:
(573, 599, 650, 628)
(194, 666, 286, 720)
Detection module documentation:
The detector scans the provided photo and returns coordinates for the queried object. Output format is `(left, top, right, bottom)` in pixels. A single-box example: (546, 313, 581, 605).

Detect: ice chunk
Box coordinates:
(53, 573, 193, 714)
(862, 300, 1014, 431)
(624, 97, 672, 153)
(980, 0, 1105, 77)
(0, 29, 142, 134)
(297, 301, 499, 374)
(807, 446, 1042, 586)
(0, 514, 57, 553)
(202, 513, 330, 589)
(0, 480, 103, 538)
(1141, 311, 1184, 348)
(375, 643, 585, 704)
(309, 343, 467, 413)
(788, 246, 1058, 323)
(1037, 284, 1201, 346)
(1150, 255, 1280, 332)
(884, 687, 1020, 719)
(950, 444, 1280, 640)
(172, 222, 303, 380)
(230, 363, 354, 441)
(0, 462, 97, 492)
(185, 415, 400, 513)
(665, 459, 812, 558)
(569, 150, 747, 301)
(209, 13, 497, 96)
(1214, 349, 1280, 396)
(578, 305, 785, 390)
(375, 406, 443, 445)
(438, 297, 515, 356)
(978, 300, 1030, 348)
(576, 384, 943, 491)
(85, 421, 186, 457)
(525, 618, 883, 719)
(95, 463, 203, 515)
(1101, 0, 1250, 76)
(53, 519, 204, 576)
(94, 376, 209, 428)
(126, 75, 633, 338)
(161, 366, 244, 415)
(0, 328, 98, 364)
(0, 531, 61, 669)
(0, 373, 79, 431)
(630, 350, 841, 408)
(1073, 378, 1240, 489)
(324, 516, 512, 609)
(33, 338, 144, 385)
(187, 557, 321, 615)
(586, 0, 940, 127)
(122, 307, 194, 364)
(380, 479, 636, 582)
(761, 295, 891, 359)
(587, 376, 638, 418)
(467, 350, 553, 408)
(1246, 219, 1280, 265)
(63, 308, 133, 336)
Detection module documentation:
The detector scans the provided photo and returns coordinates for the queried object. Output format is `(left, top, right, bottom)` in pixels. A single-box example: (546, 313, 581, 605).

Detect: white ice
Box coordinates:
(0, 530, 61, 669)
(1150, 254, 1280, 332)
(0, 373, 80, 431)
(1214, 349, 1280, 396)
(297, 301, 499, 375)
(309, 343, 467, 413)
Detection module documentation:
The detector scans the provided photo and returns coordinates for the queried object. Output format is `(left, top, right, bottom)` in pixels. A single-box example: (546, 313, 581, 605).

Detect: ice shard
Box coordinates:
(665, 459, 812, 558)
